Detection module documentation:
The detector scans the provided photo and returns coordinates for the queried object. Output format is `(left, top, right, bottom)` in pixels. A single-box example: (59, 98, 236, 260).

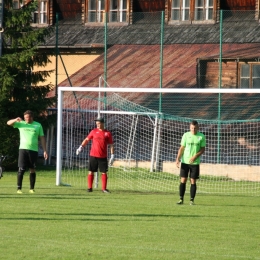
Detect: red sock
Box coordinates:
(101, 174, 107, 190)
(88, 174, 94, 189)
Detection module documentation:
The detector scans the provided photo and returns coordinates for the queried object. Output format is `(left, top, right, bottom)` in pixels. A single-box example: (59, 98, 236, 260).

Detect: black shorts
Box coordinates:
(18, 149, 38, 169)
(88, 156, 108, 173)
(180, 163, 200, 179)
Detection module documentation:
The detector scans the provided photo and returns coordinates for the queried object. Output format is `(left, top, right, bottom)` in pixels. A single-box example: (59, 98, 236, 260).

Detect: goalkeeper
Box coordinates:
(76, 117, 114, 193)
(175, 120, 206, 205)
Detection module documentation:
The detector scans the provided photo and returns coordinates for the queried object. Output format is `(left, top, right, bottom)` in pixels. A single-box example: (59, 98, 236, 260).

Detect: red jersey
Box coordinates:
(87, 128, 113, 158)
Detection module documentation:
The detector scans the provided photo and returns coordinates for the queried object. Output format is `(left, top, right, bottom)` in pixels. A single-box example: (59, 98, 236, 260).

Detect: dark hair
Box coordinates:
(24, 110, 34, 117)
(191, 120, 198, 126)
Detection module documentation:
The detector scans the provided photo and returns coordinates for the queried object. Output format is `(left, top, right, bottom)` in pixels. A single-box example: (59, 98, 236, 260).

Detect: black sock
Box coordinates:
(179, 182, 186, 200)
(30, 172, 36, 190)
(190, 184, 197, 201)
(17, 172, 24, 190)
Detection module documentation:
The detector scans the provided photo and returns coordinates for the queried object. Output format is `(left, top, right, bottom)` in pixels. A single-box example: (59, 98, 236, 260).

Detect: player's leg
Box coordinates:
(17, 149, 27, 193)
(177, 163, 189, 204)
(189, 164, 200, 205)
(28, 150, 38, 193)
(87, 156, 98, 192)
(98, 158, 109, 193)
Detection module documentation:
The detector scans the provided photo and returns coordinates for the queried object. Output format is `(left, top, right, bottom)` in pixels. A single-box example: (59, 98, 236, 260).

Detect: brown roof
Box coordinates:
(55, 43, 260, 121)
(59, 43, 260, 88)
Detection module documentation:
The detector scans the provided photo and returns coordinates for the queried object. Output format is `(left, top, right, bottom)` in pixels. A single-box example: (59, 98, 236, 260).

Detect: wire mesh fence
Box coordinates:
(40, 10, 260, 169)
(48, 10, 260, 121)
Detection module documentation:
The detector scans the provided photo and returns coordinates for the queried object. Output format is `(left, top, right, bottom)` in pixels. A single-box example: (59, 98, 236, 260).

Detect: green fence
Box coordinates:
(51, 10, 260, 174)
(53, 10, 260, 121)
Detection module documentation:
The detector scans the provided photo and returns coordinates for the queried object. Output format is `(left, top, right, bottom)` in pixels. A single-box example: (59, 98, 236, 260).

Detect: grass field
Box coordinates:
(1, 166, 260, 260)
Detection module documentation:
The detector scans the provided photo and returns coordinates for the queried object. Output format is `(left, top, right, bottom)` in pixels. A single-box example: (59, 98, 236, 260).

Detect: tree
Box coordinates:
(0, 0, 56, 169)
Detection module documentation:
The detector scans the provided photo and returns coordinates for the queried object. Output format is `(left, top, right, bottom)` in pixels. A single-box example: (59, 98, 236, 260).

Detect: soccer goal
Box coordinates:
(56, 86, 260, 196)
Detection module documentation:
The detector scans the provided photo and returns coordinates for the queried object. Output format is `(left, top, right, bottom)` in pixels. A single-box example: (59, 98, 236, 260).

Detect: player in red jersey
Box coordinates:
(76, 117, 114, 193)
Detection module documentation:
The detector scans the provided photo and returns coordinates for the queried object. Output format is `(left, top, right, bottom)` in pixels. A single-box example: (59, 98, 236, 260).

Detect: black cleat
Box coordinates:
(87, 188, 93, 192)
(102, 189, 110, 193)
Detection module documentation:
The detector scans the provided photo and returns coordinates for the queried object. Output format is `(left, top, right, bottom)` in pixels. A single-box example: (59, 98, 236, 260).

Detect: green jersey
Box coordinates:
(181, 131, 206, 165)
(13, 121, 44, 152)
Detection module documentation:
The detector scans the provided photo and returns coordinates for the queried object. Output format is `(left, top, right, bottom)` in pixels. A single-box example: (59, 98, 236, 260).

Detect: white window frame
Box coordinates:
(182, 0, 190, 21)
(88, 0, 105, 23)
(13, 0, 26, 9)
(171, 0, 180, 21)
(109, 0, 127, 23)
(195, 0, 213, 21)
(239, 63, 260, 89)
(171, 0, 191, 22)
(205, 0, 214, 20)
(171, 0, 215, 23)
(33, 0, 48, 24)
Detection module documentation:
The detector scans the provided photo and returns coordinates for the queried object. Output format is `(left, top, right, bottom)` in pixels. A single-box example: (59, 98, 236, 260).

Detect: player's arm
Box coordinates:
(108, 144, 115, 166)
(76, 137, 90, 155)
(40, 136, 48, 160)
(189, 147, 205, 164)
(110, 144, 114, 155)
(176, 146, 185, 168)
(7, 117, 22, 126)
(81, 137, 90, 147)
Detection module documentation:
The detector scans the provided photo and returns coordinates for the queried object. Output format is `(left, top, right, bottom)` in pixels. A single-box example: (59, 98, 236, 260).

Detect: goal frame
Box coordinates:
(56, 87, 260, 186)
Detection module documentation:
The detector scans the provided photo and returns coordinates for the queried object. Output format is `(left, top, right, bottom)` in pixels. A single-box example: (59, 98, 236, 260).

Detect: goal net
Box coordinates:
(56, 86, 260, 196)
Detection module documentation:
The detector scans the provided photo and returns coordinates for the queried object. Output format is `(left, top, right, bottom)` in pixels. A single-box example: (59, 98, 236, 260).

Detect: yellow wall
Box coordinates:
(34, 54, 99, 86)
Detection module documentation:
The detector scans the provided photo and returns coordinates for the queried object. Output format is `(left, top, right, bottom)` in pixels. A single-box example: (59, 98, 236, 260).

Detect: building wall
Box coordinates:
(34, 53, 99, 86)
(220, 0, 255, 10)
(54, 0, 82, 20)
(201, 61, 238, 88)
(133, 0, 165, 12)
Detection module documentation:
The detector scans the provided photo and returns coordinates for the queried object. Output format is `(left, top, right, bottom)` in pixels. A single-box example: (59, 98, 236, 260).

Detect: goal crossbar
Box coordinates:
(58, 87, 260, 94)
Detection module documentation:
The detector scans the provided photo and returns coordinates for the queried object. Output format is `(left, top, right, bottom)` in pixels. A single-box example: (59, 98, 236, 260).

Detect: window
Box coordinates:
(171, 0, 214, 23)
(172, 0, 189, 21)
(240, 64, 260, 88)
(88, 0, 105, 22)
(13, 0, 26, 9)
(110, 0, 127, 23)
(33, 0, 48, 24)
(195, 0, 213, 21)
(87, 0, 127, 23)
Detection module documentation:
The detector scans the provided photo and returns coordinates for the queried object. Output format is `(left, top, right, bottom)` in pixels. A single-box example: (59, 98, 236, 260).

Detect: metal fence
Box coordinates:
(50, 10, 260, 121)
(44, 10, 260, 166)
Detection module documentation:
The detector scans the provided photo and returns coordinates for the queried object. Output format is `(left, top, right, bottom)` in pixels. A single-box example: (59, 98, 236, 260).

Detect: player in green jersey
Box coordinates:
(7, 110, 48, 194)
(176, 120, 206, 205)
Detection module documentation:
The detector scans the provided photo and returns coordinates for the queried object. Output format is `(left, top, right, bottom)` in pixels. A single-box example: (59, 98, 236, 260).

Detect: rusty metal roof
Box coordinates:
(58, 43, 260, 88)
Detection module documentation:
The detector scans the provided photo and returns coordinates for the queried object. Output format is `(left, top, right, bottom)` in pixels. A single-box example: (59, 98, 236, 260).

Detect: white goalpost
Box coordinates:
(56, 86, 260, 196)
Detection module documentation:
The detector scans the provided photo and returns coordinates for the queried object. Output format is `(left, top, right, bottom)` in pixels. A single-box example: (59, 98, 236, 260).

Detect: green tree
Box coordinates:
(0, 0, 56, 169)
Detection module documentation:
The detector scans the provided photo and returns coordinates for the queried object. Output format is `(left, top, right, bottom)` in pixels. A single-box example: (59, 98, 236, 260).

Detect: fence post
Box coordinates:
(55, 13, 59, 101)
(217, 10, 223, 164)
(159, 11, 164, 114)
(0, 0, 4, 57)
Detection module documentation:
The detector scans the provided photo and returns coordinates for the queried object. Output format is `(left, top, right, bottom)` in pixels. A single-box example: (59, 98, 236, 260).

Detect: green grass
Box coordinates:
(62, 166, 260, 195)
(1, 167, 260, 260)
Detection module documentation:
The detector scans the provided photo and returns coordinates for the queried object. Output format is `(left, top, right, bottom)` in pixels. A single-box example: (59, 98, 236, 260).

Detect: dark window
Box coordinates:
(240, 64, 260, 89)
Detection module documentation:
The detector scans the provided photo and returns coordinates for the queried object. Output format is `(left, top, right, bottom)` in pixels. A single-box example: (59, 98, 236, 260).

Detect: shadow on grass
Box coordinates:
(0, 212, 205, 221)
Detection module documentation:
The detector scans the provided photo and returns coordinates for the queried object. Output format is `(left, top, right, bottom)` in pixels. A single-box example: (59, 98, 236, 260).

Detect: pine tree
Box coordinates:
(0, 0, 56, 168)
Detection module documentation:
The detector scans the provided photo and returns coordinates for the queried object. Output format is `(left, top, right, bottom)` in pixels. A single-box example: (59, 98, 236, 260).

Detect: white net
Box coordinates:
(56, 87, 260, 196)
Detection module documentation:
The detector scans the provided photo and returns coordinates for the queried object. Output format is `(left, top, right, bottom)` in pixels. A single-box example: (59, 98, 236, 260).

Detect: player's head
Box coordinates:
(24, 110, 34, 124)
(94, 117, 105, 129)
(190, 120, 199, 135)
